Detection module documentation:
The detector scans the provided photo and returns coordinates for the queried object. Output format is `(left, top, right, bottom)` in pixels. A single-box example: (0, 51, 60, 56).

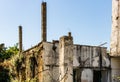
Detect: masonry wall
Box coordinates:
(42, 42, 59, 82)
(73, 45, 111, 82)
(111, 0, 120, 56)
(73, 45, 110, 68)
(21, 35, 111, 82)
(23, 43, 43, 81)
(111, 57, 120, 82)
(59, 34, 73, 82)
(22, 42, 111, 82)
(110, 0, 120, 82)
(23, 42, 60, 82)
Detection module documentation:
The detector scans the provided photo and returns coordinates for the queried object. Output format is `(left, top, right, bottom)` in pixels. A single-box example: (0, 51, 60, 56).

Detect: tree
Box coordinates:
(0, 43, 19, 61)
(0, 43, 19, 82)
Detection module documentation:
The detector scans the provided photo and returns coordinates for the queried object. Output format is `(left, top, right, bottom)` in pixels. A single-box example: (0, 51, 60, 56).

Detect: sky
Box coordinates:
(0, 0, 111, 50)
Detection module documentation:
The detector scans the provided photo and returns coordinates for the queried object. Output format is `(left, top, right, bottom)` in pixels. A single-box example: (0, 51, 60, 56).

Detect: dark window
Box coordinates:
(93, 70, 101, 82)
(73, 69, 81, 82)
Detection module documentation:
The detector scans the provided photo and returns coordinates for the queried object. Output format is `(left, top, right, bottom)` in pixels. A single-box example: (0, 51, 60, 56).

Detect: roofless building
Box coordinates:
(15, 1, 111, 82)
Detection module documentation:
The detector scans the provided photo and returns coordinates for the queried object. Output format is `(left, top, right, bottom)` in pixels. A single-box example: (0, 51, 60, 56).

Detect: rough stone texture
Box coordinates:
(81, 69, 93, 82)
(73, 45, 110, 82)
(73, 45, 110, 68)
(42, 42, 59, 82)
(23, 43, 43, 81)
(111, 57, 120, 82)
(59, 35, 73, 82)
(111, 0, 120, 56)
(22, 41, 60, 82)
(110, 1, 120, 82)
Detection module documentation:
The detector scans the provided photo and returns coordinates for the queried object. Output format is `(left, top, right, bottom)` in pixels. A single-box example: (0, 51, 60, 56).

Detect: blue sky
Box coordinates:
(0, 0, 111, 50)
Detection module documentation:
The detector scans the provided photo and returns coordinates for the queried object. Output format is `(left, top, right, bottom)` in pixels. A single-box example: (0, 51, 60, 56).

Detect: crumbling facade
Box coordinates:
(6, 1, 120, 82)
(110, 0, 120, 82)
(73, 45, 111, 82)
(15, 2, 111, 82)
(2, 0, 120, 82)
(21, 33, 111, 82)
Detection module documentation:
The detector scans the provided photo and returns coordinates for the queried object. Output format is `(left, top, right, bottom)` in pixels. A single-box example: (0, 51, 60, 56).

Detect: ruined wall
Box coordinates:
(73, 45, 110, 82)
(23, 41, 60, 82)
(59, 34, 73, 82)
(73, 45, 110, 68)
(111, 57, 120, 82)
(42, 42, 59, 82)
(21, 32, 74, 82)
(111, 0, 120, 56)
(110, 1, 120, 82)
(22, 35, 74, 82)
(20, 33, 111, 82)
(23, 43, 43, 81)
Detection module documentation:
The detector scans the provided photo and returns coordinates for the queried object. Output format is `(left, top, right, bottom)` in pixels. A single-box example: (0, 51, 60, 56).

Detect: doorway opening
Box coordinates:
(93, 70, 101, 82)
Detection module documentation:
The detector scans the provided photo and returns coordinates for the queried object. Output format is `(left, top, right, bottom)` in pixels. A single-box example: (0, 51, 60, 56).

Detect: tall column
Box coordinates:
(41, 2, 47, 42)
(110, 0, 120, 56)
(19, 25, 22, 53)
(59, 32, 73, 82)
(111, 1, 120, 82)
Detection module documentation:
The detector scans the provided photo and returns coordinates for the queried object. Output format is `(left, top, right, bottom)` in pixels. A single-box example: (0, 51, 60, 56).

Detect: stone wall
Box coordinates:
(73, 45, 111, 82)
(59, 34, 73, 82)
(23, 42, 43, 81)
(21, 34, 110, 82)
(111, 0, 120, 56)
(42, 42, 59, 82)
(73, 45, 110, 68)
(111, 1, 120, 82)
(111, 57, 120, 82)
(23, 41, 60, 82)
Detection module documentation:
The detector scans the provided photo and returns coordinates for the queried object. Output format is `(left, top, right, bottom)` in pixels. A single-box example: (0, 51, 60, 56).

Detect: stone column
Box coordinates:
(19, 25, 22, 53)
(59, 32, 73, 82)
(111, 0, 120, 82)
(110, 0, 120, 56)
(41, 2, 47, 42)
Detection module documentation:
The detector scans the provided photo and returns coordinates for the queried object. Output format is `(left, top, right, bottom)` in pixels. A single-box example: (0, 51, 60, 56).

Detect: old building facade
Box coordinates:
(15, 1, 112, 82)
(21, 34, 111, 82)
(12, 0, 120, 82)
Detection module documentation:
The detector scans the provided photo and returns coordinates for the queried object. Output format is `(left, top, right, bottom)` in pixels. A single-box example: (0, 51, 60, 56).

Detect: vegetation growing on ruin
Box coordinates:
(0, 43, 19, 82)
(0, 43, 19, 61)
